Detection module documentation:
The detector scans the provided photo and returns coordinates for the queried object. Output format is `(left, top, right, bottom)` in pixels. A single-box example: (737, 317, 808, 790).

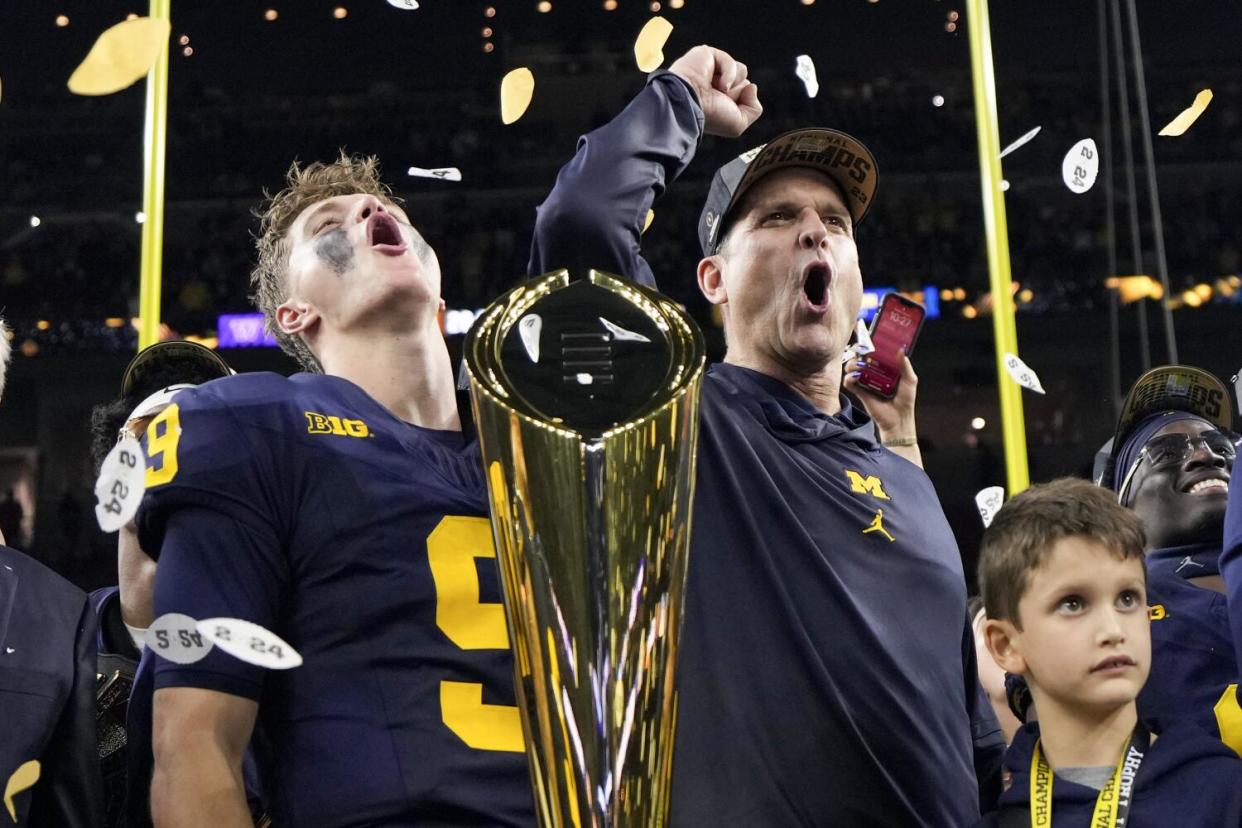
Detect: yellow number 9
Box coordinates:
(427, 516, 523, 753)
(145, 403, 182, 487)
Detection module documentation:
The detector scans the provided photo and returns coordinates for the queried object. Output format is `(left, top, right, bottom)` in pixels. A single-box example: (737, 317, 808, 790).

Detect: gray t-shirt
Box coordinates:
(1057, 766, 1114, 791)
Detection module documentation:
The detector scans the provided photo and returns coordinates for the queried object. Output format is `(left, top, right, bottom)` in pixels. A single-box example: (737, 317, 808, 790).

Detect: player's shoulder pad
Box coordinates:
(171, 371, 324, 429)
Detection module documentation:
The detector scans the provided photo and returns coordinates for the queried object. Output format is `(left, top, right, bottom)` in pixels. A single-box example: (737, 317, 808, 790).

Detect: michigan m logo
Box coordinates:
(845, 470, 890, 501)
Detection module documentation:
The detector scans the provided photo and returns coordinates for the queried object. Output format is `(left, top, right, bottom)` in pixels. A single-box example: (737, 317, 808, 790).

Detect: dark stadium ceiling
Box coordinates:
(0, 1, 1238, 102)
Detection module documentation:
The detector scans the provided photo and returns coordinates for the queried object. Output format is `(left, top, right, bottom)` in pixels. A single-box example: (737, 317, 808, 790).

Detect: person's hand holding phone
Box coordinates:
(845, 353, 922, 468)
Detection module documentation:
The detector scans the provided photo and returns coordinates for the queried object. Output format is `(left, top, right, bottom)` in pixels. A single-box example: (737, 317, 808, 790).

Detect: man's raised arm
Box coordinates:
(528, 45, 762, 286)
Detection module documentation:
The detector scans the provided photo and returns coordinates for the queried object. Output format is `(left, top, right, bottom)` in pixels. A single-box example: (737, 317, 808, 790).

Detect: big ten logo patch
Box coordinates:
(305, 412, 372, 438)
(844, 469, 890, 500)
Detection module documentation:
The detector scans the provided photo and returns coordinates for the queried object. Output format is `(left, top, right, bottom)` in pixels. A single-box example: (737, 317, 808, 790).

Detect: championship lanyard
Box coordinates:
(1028, 724, 1149, 828)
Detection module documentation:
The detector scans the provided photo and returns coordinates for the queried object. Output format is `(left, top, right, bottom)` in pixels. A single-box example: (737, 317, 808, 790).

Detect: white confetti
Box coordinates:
(576, 373, 594, 386)
(519, 314, 542, 363)
(93, 435, 147, 533)
(386, 0, 420, 8)
(407, 165, 462, 182)
(854, 318, 874, 355)
(975, 486, 1005, 528)
(794, 55, 819, 98)
(198, 618, 303, 670)
(1061, 138, 1099, 194)
(146, 613, 214, 664)
(600, 316, 650, 343)
(998, 125, 1041, 159)
(1003, 352, 1046, 394)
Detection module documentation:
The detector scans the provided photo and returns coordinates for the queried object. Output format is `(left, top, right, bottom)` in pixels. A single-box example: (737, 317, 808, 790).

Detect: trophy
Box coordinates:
(464, 269, 705, 827)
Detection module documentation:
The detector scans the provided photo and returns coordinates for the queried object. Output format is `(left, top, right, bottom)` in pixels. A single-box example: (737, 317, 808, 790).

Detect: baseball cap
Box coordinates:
(698, 127, 880, 256)
(121, 340, 233, 399)
(1092, 364, 1233, 487)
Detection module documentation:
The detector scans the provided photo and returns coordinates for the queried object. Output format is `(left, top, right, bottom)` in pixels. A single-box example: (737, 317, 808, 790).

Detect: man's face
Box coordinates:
(1009, 537, 1150, 717)
(281, 192, 441, 337)
(706, 168, 863, 374)
(1124, 419, 1232, 549)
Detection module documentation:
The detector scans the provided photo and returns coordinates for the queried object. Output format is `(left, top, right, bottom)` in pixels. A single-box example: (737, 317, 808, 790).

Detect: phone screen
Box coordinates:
(856, 294, 927, 399)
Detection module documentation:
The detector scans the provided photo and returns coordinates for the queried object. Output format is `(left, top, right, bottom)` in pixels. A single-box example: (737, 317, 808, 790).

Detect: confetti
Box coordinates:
(642, 209, 655, 234)
(500, 67, 535, 125)
(975, 486, 1005, 528)
(998, 125, 1041, 160)
(386, 0, 420, 8)
(1158, 89, 1213, 137)
(1003, 352, 1046, 394)
(795, 55, 819, 98)
(600, 317, 650, 343)
(199, 618, 303, 670)
(633, 16, 673, 73)
(1060, 138, 1099, 194)
(93, 435, 147, 533)
(68, 16, 171, 96)
(407, 166, 462, 182)
(146, 613, 214, 664)
(3, 760, 39, 821)
(519, 314, 542, 363)
(854, 318, 875, 355)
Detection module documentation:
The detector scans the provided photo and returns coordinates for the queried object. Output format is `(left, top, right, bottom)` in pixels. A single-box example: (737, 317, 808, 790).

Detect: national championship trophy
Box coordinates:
(464, 269, 705, 827)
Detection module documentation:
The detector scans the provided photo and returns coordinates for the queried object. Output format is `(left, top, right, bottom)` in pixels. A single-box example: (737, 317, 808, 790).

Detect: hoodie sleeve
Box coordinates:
(527, 71, 704, 289)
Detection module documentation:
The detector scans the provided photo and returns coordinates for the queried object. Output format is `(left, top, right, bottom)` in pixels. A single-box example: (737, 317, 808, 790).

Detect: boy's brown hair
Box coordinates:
(250, 152, 400, 372)
(978, 477, 1147, 628)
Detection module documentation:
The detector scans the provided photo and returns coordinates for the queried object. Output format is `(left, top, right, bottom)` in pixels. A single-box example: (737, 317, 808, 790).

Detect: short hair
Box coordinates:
(251, 152, 400, 372)
(713, 168, 852, 259)
(978, 477, 1147, 628)
(0, 317, 11, 403)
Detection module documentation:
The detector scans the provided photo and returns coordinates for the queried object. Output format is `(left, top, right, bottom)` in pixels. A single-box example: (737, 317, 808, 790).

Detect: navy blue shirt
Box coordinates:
(138, 372, 533, 827)
(529, 71, 1001, 826)
(980, 721, 1242, 827)
(1139, 544, 1241, 751)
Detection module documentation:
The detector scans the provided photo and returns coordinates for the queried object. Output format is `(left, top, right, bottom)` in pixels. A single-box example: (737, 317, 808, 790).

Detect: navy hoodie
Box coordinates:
(979, 720, 1242, 827)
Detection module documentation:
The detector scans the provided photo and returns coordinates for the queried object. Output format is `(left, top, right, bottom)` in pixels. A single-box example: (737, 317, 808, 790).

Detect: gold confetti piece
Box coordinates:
(1158, 89, 1213, 137)
(499, 67, 535, 125)
(4, 760, 41, 821)
(68, 16, 170, 96)
(633, 16, 673, 73)
(642, 209, 655, 233)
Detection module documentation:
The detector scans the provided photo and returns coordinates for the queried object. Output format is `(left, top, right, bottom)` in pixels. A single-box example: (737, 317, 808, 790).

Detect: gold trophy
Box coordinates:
(464, 269, 705, 827)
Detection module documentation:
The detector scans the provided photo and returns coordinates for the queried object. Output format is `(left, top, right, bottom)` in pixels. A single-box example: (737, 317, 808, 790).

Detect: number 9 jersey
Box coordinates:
(136, 372, 534, 827)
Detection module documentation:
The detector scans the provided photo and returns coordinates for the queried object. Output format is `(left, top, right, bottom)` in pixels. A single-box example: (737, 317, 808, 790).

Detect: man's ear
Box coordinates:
(275, 299, 318, 337)
(697, 255, 728, 307)
(983, 617, 1027, 677)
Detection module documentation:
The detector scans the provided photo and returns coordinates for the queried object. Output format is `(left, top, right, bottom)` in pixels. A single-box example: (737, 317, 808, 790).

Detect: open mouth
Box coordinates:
(802, 262, 832, 310)
(1182, 476, 1229, 495)
(1091, 655, 1136, 673)
(367, 213, 406, 251)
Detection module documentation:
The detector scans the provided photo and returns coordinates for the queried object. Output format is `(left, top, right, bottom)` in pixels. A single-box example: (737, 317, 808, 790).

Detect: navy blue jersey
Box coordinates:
(137, 372, 533, 827)
(529, 72, 1001, 826)
(1218, 475, 1242, 752)
(979, 721, 1242, 827)
(1139, 544, 1241, 752)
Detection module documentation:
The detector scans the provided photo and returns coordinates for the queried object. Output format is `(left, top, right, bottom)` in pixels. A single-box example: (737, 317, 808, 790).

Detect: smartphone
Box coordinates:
(855, 293, 927, 399)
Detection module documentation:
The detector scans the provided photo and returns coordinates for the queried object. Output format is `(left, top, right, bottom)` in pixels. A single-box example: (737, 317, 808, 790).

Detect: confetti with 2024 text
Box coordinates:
(147, 613, 214, 664)
(633, 17, 673, 73)
(999, 125, 1041, 160)
(68, 16, 171, 96)
(4, 760, 41, 822)
(199, 618, 303, 670)
(1003, 353, 1046, 394)
(795, 55, 819, 98)
(1158, 89, 1213, 137)
(975, 486, 1005, 528)
(407, 166, 462, 182)
(94, 434, 146, 533)
(500, 67, 535, 125)
(1061, 138, 1099, 194)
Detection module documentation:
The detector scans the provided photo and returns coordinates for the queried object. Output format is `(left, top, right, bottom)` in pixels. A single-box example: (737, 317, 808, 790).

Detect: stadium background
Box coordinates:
(2, 0, 1240, 590)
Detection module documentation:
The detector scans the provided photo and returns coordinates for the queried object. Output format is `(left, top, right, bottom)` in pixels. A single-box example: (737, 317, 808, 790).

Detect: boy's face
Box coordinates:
(987, 537, 1150, 717)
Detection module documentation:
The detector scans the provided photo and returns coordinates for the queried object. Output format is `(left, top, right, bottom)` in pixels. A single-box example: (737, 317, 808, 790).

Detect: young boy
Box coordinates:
(977, 478, 1242, 826)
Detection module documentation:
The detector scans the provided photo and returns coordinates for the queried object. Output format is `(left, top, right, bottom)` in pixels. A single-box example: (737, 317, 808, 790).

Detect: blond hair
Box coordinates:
(251, 152, 400, 372)
(978, 477, 1147, 628)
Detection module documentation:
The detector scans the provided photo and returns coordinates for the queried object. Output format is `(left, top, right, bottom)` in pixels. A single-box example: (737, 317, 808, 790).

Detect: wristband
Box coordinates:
(882, 436, 917, 447)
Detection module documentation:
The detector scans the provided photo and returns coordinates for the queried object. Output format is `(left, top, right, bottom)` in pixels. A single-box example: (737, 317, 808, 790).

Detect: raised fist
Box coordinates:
(669, 45, 763, 138)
